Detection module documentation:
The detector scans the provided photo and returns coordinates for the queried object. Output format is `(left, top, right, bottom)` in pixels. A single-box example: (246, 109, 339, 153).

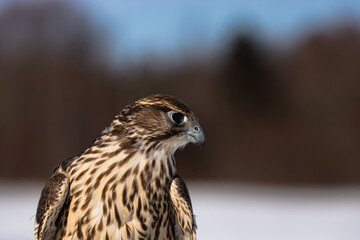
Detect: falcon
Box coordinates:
(34, 94, 205, 240)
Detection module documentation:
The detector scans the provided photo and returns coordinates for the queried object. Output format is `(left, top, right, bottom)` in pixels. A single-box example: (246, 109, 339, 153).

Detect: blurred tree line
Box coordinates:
(1, 1, 360, 185)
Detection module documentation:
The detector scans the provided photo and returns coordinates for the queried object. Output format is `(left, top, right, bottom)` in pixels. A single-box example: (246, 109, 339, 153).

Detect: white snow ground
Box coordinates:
(0, 182, 360, 240)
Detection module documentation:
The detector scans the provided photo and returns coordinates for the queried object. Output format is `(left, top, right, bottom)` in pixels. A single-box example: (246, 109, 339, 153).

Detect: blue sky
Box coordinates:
(75, 0, 360, 58)
(7, 0, 360, 59)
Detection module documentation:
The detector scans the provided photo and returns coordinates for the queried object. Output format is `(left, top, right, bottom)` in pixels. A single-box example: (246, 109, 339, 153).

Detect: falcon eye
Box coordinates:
(169, 111, 186, 125)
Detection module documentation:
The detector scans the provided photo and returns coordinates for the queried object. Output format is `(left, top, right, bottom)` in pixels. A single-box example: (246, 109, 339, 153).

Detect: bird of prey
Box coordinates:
(34, 94, 205, 240)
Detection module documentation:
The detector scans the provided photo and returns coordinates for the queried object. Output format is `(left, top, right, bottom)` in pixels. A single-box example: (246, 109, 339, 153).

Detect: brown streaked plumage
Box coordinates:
(34, 94, 205, 240)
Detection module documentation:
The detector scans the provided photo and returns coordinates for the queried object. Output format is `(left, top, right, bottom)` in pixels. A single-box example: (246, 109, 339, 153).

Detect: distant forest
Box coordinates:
(1, 2, 360, 185)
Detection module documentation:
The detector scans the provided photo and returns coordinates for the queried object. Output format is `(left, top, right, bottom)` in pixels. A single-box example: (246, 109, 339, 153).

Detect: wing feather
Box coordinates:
(34, 168, 69, 240)
(170, 176, 197, 240)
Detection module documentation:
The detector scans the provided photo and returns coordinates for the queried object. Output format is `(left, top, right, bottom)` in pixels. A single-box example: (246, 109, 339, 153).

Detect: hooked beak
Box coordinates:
(187, 124, 206, 149)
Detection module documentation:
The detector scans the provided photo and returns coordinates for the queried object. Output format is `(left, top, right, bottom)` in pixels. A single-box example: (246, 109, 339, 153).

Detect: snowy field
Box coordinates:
(1, 182, 360, 240)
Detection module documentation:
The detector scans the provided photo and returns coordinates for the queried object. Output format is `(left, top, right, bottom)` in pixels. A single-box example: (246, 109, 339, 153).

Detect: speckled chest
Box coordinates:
(54, 153, 176, 240)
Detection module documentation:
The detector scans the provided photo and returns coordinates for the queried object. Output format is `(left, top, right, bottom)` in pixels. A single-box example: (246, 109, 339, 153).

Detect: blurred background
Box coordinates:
(1, 0, 360, 239)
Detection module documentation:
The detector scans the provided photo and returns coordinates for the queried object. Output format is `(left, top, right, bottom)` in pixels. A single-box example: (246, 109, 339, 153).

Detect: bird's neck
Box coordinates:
(89, 129, 177, 188)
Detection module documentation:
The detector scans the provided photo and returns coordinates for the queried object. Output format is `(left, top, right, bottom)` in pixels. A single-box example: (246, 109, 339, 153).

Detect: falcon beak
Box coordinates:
(187, 124, 206, 149)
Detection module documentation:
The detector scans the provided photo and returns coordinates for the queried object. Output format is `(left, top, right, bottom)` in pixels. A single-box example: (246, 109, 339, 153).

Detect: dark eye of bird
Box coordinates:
(171, 112, 185, 124)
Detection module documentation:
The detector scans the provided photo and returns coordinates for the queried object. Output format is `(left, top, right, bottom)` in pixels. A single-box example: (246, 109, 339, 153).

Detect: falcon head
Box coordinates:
(114, 94, 205, 155)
